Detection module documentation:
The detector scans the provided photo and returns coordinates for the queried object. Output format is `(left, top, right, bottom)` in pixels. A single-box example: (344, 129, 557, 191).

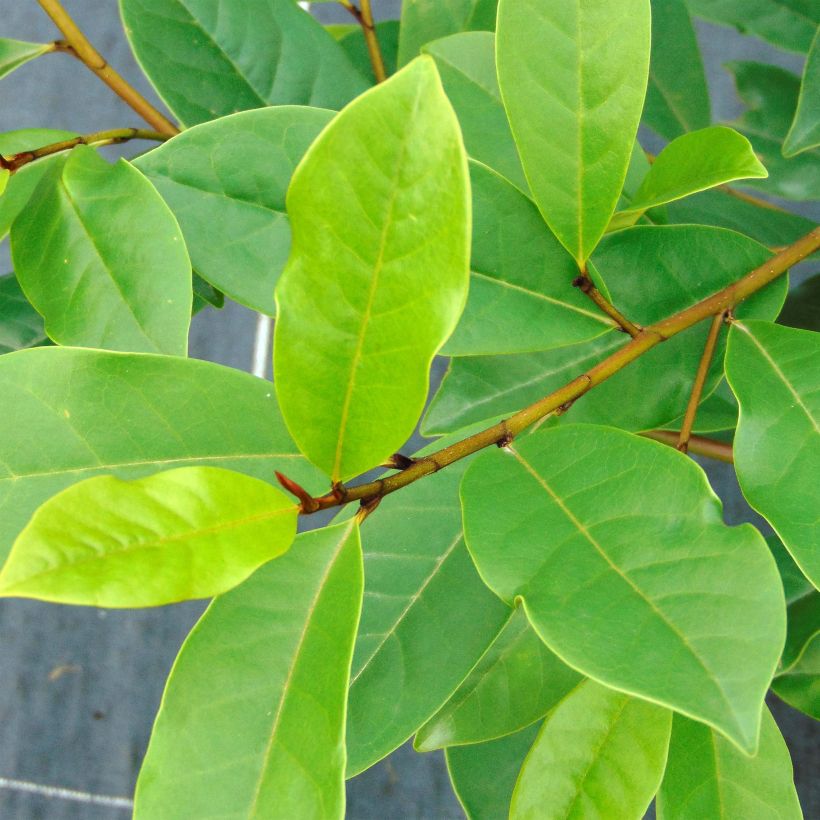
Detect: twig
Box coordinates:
(339, 0, 387, 83)
(642, 430, 733, 463)
(37, 0, 179, 135)
(572, 271, 641, 336)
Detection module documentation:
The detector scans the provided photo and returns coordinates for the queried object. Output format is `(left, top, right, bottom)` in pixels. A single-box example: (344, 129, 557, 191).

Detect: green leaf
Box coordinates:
(0, 346, 322, 563)
(425, 226, 785, 435)
(415, 607, 583, 751)
(0, 467, 296, 607)
(772, 638, 820, 719)
(423, 32, 527, 192)
(191, 274, 224, 314)
(611, 127, 767, 229)
(446, 724, 540, 820)
(338, 20, 400, 80)
(120, 0, 368, 127)
(644, 0, 710, 140)
(0, 38, 50, 80)
(397, 0, 498, 67)
(657, 709, 802, 819)
(346, 431, 509, 776)
(661, 380, 738, 435)
(686, 0, 819, 54)
(274, 58, 470, 481)
(780, 273, 820, 331)
(11, 146, 192, 355)
(0, 169, 8, 196)
(780, 586, 819, 672)
(444, 162, 615, 356)
(726, 320, 820, 589)
(511, 680, 671, 820)
(769, 534, 814, 604)
(496, 0, 651, 266)
(134, 521, 362, 819)
(135, 107, 333, 315)
(784, 27, 820, 156)
(461, 425, 786, 752)
(0, 274, 48, 354)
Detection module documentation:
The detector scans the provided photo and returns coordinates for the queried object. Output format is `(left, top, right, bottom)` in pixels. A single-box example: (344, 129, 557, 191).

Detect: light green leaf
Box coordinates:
(0, 273, 48, 354)
(446, 724, 540, 820)
(772, 638, 820, 719)
(0, 169, 8, 196)
(611, 127, 767, 229)
(0, 346, 323, 563)
(346, 431, 509, 776)
(11, 146, 192, 355)
(425, 226, 785, 435)
(0, 38, 50, 79)
(461, 426, 786, 752)
(274, 58, 470, 481)
(134, 522, 362, 819)
(423, 32, 527, 192)
(444, 162, 615, 356)
(415, 607, 583, 750)
(397, 0, 498, 67)
(135, 107, 333, 315)
(657, 709, 802, 819)
(0, 467, 296, 607)
(511, 680, 671, 820)
(338, 20, 400, 80)
(726, 321, 820, 589)
(120, 0, 368, 127)
(644, 0, 710, 140)
(784, 27, 820, 156)
(496, 0, 651, 266)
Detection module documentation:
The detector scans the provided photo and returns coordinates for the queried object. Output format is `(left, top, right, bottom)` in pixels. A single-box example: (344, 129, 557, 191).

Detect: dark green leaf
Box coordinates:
(338, 20, 400, 80)
(772, 639, 820, 719)
(0, 273, 48, 354)
(784, 27, 820, 156)
(779, 273, 820, 331)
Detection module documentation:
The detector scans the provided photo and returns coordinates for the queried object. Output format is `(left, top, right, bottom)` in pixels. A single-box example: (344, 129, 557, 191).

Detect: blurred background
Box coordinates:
(0, 1, 817, 817)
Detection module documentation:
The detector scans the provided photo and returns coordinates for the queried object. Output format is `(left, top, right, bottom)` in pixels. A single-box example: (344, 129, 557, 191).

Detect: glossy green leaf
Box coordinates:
(0, 346, 322, 563)
(780, 273, 820, 331)
(462, 426, 786, 752)
(425, 226, 785, 435)
(446, 724, 540, 820)
(657, 710, 802, 819)
(784, 28, 820, 156)
(423, 32, 526, 192)
(496, 0, 651, 266)
(511, 680, 671, 820)
(397, 0, 498, 67)
(0, 467, 296, 607)
(11, 146, 191, 355)
(687, 0, 819, 54)
(415, 607, 583, 750)
(120, 0, 368, 126)
(134, 522, 362, 819)
(662, 380, 738, 434)
(0, 274, 47, 354)
(644, 0, 710, 139)
(611, 127, 767, 228)
(726, 61, 820, 201)
(346, 431, 509, 776)
(338, 20, 400, 81)
(772, 638, 820, 719)
(444, 162, 615, 356)
(135, 107, 333, 315)
(274, 58, 470, 481)
(0, 38, 50, 79)
(726, 321, 820, 588)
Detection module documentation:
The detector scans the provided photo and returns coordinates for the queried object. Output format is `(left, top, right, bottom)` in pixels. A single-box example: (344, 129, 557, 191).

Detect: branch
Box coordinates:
(37, 0, 179, 136)
(642, 430, 733, 464)
(0, 129, 168, 173)
(289, 226, 820, 515)
(572, 271, 641, 336)
(340, 0, 387, 83)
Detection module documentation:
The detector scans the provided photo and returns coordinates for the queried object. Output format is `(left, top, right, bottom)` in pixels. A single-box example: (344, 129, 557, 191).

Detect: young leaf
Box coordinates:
(446, 724, 541, 820)
(511, 680, 671, 820)
(0, 38, 50, 80)
(274, 58, 470, 481)
(423, 32, 527, 192)
(11, 146, 192, 355)
(134, 522, 362, 819)
(443, 162, 615, 356)
(120, 0, 368, 126)
(0, 467, 297, 607)
(657, 710, 802, 819)
(415, 607, 583, 751)
(725, 321, 820, 589)
(784, 27, 820, 157)
(643, 0, 710, 140)
(135, 107, 334, 315)
(0, 273, 48, 354)
(461, 425, 786, 752)
(496, 0, 651, 266)
(610, 127, 767, 229)
(0, 347, 322, 563)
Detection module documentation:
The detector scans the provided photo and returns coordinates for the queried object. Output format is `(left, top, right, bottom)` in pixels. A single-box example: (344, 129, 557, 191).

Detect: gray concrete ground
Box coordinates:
(0, 1, 816, 817)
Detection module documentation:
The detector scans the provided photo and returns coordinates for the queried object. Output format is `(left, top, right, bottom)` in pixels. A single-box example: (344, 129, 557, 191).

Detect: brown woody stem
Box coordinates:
(643, 430, 734, 463)
(340, 0, 387, 83)
(573, 272, 641, 336)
